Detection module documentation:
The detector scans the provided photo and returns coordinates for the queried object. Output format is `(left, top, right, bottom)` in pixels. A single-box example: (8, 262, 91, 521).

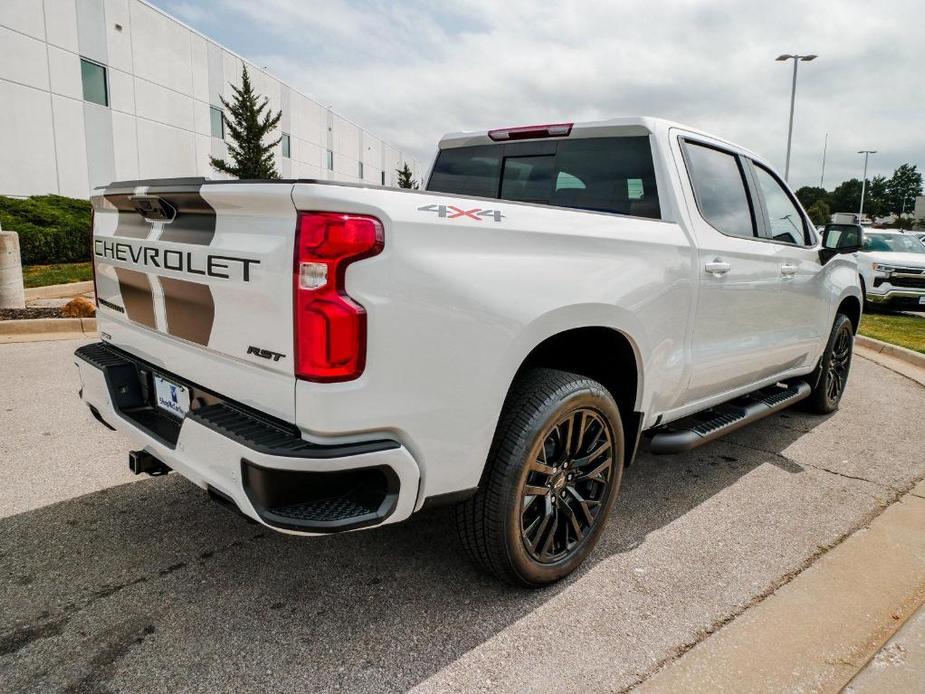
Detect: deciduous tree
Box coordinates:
(796, 186, 828, 210)
(806, 199, 831, 226)
(886, 164, 923, 214)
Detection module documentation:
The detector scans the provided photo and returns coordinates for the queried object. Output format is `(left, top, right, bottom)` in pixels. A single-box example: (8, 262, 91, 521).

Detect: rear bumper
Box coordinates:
(74, 342, 420, 535)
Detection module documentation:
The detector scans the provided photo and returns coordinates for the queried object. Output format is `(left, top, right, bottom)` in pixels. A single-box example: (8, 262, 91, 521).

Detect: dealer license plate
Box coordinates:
(153, 374, 190, 418)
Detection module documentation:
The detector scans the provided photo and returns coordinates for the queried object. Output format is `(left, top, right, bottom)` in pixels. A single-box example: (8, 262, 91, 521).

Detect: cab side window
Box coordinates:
(752, 164, 808, 246)
(683, 142, 756, 239)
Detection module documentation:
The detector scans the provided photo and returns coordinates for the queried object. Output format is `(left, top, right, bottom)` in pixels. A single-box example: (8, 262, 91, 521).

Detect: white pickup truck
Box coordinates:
(76, 117, 863, 586)
(855, 228, 925, 309)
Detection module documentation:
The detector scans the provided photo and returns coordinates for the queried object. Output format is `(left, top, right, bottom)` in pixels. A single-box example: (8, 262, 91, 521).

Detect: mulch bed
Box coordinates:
(0, 307, 65, 321)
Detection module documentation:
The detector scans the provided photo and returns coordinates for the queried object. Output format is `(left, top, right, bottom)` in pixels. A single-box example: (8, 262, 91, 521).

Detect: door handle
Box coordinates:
(704, 260, 731, 277)
(780, 263, 798, 277)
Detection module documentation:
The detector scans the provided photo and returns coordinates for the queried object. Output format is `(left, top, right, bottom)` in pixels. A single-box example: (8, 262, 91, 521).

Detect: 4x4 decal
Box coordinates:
(417, 204, 505, 222)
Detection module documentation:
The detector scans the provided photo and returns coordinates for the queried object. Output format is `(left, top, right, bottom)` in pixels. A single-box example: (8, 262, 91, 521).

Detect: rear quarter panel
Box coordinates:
(292, 184, 697, 502)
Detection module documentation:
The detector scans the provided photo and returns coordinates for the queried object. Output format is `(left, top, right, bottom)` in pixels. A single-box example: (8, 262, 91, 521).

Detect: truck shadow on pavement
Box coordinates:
(0, 410, 821, 693)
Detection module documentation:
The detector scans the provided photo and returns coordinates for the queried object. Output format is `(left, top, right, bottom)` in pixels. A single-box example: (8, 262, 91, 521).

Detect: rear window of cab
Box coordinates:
(427, 136, 661, 219)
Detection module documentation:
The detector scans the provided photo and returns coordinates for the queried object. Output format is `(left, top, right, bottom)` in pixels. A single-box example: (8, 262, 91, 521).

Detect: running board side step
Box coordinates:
(648, 381, 812, 454)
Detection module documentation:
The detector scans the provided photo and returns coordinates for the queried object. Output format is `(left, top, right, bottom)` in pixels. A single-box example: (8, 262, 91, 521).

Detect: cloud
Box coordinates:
(155, 0, 923, 189)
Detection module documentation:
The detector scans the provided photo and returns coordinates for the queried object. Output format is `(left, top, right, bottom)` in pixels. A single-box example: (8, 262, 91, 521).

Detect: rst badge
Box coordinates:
(417, 204, 504, 222)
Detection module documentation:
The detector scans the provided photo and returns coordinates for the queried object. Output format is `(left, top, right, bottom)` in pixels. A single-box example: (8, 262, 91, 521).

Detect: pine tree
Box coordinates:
(396, 162, 418, 189)
(210, 66, 282, 179)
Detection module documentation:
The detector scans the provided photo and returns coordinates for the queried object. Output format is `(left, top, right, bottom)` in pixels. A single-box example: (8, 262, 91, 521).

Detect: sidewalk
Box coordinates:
(638, 480, 925, 693)
(638, 345, 925, 693)
(846, 601, 925, 692)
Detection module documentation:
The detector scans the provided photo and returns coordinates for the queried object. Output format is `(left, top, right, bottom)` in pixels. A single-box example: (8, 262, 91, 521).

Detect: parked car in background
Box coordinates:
(909, 231, 925, 247)
(831, 212, 860, 225)
(857, 229, 925, 309)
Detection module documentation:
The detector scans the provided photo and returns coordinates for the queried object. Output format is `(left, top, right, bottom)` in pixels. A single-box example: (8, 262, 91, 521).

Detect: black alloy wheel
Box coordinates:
(456, 368, 625, 586)
(825, 324, 852, 404)
(520, 408, 614, 563)
(804, 313, 855, 414)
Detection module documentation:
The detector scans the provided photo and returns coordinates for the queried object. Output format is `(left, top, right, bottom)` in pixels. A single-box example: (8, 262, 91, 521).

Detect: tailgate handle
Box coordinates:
(130, 195, 176, 223)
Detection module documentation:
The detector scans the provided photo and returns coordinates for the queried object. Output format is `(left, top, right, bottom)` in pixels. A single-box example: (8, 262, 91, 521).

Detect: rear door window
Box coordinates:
(683, 141, 757, 239)
(427, 136, 661, 219)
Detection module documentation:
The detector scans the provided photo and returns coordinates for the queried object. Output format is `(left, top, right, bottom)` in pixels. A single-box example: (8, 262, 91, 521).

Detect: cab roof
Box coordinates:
(438, 116, 759, 159)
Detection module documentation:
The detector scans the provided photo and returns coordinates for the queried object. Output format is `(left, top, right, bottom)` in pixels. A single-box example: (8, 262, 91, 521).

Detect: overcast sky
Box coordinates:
(154, 0, 922, 190)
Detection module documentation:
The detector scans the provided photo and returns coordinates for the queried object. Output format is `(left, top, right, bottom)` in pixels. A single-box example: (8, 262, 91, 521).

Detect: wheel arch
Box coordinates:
(512, 326, 644, 467)
(838, 294, 862, 334)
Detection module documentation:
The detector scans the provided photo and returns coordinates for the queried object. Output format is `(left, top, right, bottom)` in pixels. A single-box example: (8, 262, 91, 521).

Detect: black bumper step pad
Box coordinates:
(75, 342, 398, 459)
(649, 380, 811, 454)
(188, 403, 397, 459)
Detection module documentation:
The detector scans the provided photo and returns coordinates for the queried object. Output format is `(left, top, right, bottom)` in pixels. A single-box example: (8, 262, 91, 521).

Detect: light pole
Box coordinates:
(858, 150, 876, 222)
(776, 53, 817, 182)
(820, 132, 828, 188)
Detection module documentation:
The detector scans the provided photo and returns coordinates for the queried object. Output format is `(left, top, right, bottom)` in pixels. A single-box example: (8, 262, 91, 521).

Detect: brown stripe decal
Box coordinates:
(104, 194, 151, 239)
(114, 268, 157, 329)
(156, 191, 217, 245)
(160, 277, 215, 346)
(102, 191, 216, 244)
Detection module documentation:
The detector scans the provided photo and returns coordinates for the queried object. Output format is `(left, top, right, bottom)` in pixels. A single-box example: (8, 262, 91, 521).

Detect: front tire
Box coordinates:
(456, 368, 625, 587)
(859, 276, 872, 312)
(805, 313, 854, 414)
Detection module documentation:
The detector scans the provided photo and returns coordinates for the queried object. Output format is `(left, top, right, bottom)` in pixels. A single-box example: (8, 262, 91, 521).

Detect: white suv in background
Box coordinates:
(857, 229, 925, 309)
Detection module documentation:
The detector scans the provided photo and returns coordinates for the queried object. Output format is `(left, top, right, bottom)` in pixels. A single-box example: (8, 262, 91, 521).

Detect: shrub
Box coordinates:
(0, 194, 92, 265)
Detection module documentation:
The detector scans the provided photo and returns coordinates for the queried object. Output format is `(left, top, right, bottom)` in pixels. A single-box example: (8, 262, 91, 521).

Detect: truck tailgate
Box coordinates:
(91, 180, 298, 421)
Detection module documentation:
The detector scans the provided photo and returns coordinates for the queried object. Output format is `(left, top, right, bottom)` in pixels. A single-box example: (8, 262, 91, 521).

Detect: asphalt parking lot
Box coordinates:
(2, 339, 924, 693)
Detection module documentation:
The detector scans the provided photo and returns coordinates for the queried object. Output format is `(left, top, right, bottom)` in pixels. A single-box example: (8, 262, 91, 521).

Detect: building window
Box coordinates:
(358, 161, 364, 179)
(381, 171, 386, 186)
(210, 106, 224, 139)
(281, 133, 291, 159)
(80, 58, 108, 107)
(326, 150, 334, 171)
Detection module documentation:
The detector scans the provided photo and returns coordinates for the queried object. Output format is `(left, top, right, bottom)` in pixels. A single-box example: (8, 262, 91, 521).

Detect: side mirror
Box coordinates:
(820, 224, 863, 263)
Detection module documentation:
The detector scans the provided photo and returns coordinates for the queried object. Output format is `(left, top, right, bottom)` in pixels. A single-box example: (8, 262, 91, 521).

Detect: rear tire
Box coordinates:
(456, 368, 624, 587)
(805, 313, 854, 414)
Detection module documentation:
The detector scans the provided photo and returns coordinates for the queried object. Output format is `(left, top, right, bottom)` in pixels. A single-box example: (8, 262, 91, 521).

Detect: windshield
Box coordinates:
(863, 233, 925, 254)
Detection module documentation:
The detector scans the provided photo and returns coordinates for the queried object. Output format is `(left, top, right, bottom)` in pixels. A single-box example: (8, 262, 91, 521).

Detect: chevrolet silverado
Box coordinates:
(76, 117, 863, 586)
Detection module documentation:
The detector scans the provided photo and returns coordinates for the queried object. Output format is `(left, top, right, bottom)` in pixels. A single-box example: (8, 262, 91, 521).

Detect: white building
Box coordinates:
(0, 0, 421, 198)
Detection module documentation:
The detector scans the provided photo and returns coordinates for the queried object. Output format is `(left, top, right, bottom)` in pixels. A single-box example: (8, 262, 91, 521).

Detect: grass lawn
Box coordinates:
(21, 262, 92, 289)
(859, 311, 925, 354)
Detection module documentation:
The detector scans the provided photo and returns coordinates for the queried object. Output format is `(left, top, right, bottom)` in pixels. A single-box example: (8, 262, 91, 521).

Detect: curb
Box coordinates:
(23, 280, 94, 300)
(0, 317, 97, 343)
(856, 335, 925, 369)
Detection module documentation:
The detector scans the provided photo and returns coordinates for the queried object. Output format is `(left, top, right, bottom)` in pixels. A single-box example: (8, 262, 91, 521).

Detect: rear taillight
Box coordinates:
(487, 122, 573, 141)
(293, 212, 384, 382)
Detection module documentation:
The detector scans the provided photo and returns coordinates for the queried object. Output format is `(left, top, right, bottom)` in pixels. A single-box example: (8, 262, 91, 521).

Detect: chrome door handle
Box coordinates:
(704, 260, 731, 277)
(780, 263, 798, 277)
